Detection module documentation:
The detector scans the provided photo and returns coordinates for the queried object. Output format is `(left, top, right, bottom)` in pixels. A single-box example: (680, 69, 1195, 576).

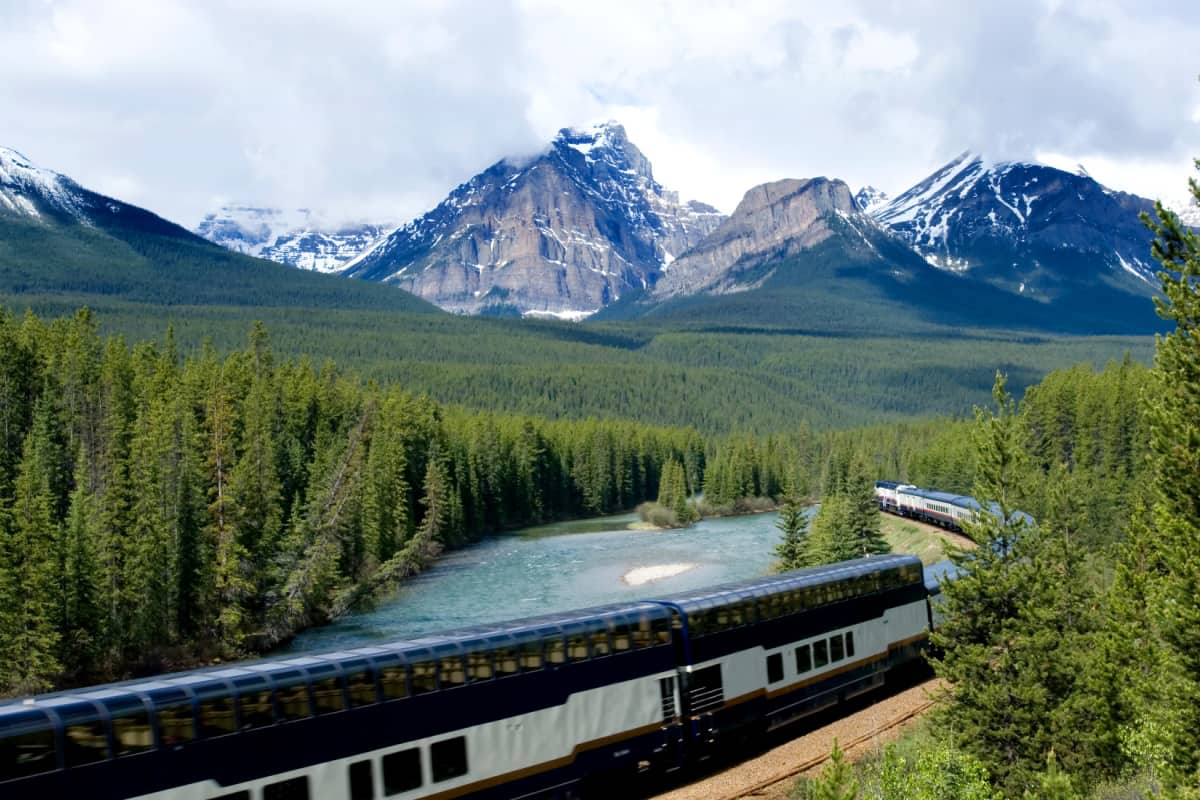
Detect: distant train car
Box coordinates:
(0, 555, 934, 800)
(874, 481, 1034, 534)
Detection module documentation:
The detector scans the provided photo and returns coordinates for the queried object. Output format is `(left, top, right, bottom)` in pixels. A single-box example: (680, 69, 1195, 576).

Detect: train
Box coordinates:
(874, 481, 1034, 533)
(0, 553, 956, 800)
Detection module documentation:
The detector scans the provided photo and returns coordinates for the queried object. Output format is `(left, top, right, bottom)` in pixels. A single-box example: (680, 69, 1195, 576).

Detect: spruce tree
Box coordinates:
(774, 495, 809, 570)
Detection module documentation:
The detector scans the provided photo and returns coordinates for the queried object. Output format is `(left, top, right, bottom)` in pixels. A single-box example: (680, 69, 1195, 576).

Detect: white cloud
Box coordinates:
(1, 0, 1197, 229)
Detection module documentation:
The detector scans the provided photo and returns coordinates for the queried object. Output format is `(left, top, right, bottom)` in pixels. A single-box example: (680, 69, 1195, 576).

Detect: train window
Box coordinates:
(654, 617, 672, 646)
(590, 629, 612, 657)
(64, 721, 108, 766)
(350, 759, 374, 800)
(567, 633, 589, 662)
(380, 667, 408, 700)
(347, 669, 379, 707)
(264, 775, 310, 800)
(0, 725, 56, 779)
(766, 653, 783, 684)
(313, 677, 346, 714)
(198, 697, 237, 739)
(761, 594, 782, 619)
(631, 620, 652, 649)
(467, 651, 493, 681)
(493, 648, 519, 676)
(439, 657, 467, 688)
(741, 600, 757, 625)
(156, 703, 195, 745)
(545, 637, 566, 666)
(431, 736, 468, 783)
(687, 611, 706, 637)
(239, 690, 274, 730)
(411, 662, 437, 694)
(520, 641, 544, 671)
(276, 683, 311, 721)
(611, 624, 632, 652)
(112, 710, 153, 756)
(382, 747, 422, 794)
(845, 632, 855, 658)
(657, 618, 676, 647)
(830, 635, 845, 663)
(795, 644, 812, 674)
(813, 640, 829, 669)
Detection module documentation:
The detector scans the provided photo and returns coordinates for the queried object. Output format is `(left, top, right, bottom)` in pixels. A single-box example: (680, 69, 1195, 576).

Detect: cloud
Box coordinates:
(1, 0, 1196, 228)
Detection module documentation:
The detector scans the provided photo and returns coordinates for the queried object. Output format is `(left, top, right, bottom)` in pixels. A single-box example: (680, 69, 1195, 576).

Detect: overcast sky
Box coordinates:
(2, 0, 1198, 229)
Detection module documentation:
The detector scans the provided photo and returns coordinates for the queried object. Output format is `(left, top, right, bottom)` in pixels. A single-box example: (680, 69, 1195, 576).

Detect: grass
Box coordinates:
(880, 513, 972, 565)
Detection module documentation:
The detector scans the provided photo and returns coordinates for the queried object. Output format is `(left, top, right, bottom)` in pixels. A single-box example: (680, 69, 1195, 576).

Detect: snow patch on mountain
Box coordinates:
(854, 186, 889, 214)
(195, 206, 391, 273)
(0, 146, 87, 221)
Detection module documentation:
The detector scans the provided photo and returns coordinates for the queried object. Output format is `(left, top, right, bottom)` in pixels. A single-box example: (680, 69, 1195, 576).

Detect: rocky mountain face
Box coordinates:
(342, 122, 725, 318)
(872, 152, 1159, 300)
(854, 186, 889, 214)
(653, 177, 896, 296)
(195, 207, 389, 274)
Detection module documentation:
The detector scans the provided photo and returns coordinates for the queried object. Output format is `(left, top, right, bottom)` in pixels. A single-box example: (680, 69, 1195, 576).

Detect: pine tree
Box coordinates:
(774, 495, 809, 570)
(807, 740, 858, 800)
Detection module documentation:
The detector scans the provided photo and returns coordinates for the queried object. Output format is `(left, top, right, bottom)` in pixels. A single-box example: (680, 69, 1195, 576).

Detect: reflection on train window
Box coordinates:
(545, 637, 566, 666)
(845, 632, 855, 658)
(493, 648, 519, 676)
(813, 639, 829, 669)
(198, 696, 237, 738)
(112, 710, 153, 755)
(156, 703, 195, 745)
(567, 633, 589, 662)
(383, 747, 422, 794)
(795, 644, 812, 674)
(467, 651, 493, 681)
(766, 653, 784, 684)
(830, 635, 845, 663)
(349, 759, 374, 800)
(347, 670, 379, 707)
(654, 617, 672, 645)
(263, 775, 310, 800)
(380, 667, 408, 700)
(590, 629, 612, 657)
(431, 736, 468, 783)
(239, 690, 274, 730)
(611, 625, 632, 652)
(519, 641, 543, 671)
(313, 677, 346, 714)
(439, 657, 467, 688)
(276, 683, 311, 721)
(64, 721, 108, 766)
(631, 620, 652, 648)
(411, 662, 437, 694)
(0, 726, 56, 779)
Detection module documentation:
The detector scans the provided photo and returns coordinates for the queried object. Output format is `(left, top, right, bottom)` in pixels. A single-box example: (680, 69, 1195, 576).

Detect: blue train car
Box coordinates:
(0, 554, 935, 800)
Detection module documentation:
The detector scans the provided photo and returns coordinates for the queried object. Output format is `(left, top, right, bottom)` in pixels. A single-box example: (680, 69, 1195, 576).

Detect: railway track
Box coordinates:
(651, 680, 940, 800)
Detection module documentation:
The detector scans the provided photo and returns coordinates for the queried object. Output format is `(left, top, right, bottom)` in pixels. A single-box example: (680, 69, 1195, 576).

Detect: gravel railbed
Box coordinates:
(652, 679, 942, 800)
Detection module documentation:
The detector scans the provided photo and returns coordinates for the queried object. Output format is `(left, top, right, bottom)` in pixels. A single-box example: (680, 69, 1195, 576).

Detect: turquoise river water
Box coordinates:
(286, 509, 802, 654)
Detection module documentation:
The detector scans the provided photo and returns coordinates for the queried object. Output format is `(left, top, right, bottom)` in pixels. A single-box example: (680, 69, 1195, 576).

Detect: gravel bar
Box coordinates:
(652, 679, 942, 800)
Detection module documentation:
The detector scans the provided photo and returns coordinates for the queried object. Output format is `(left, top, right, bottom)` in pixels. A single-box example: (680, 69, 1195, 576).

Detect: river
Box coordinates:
(286, 509, 800, 654)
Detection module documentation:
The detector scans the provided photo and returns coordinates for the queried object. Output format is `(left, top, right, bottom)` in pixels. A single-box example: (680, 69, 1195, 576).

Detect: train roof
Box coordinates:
(650, 554, 923, 614)
(874, 481, 904, 489)
(923, 559, 961, 593)
(0, 600, 672, 720)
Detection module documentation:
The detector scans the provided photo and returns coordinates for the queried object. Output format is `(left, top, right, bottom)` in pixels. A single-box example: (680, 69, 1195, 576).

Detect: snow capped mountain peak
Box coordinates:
(195, 205, 391, 273)
(854, 185, 890, 213)
(0, 145, 86, 220)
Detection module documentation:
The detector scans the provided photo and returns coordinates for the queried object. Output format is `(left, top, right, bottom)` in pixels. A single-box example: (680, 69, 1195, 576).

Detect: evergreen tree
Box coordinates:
(806, 740, 858, 800)
(774, 496, 809, 570)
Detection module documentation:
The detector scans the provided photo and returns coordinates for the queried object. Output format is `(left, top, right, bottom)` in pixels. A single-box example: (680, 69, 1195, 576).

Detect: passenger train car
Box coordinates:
(874, 481, 1033, 534)
(0, 554, 949, 800)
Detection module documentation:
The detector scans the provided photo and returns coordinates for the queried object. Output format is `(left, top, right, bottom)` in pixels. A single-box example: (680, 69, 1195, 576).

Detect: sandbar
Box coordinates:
(622, 563, 698, 586)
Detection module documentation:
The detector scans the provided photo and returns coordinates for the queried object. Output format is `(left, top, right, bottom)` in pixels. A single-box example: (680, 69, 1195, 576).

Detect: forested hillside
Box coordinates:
(0, 308, 706, 693)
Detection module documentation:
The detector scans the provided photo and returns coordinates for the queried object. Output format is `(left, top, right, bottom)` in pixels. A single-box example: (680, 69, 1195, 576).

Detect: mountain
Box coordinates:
(872, 152, 1160, 299)
(0, 145, 435, 316)
(653, 177, 901, 296)
(854, 186, 889, 214)
(341, 121, 725, 318)
(195, 206, 389, 273)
